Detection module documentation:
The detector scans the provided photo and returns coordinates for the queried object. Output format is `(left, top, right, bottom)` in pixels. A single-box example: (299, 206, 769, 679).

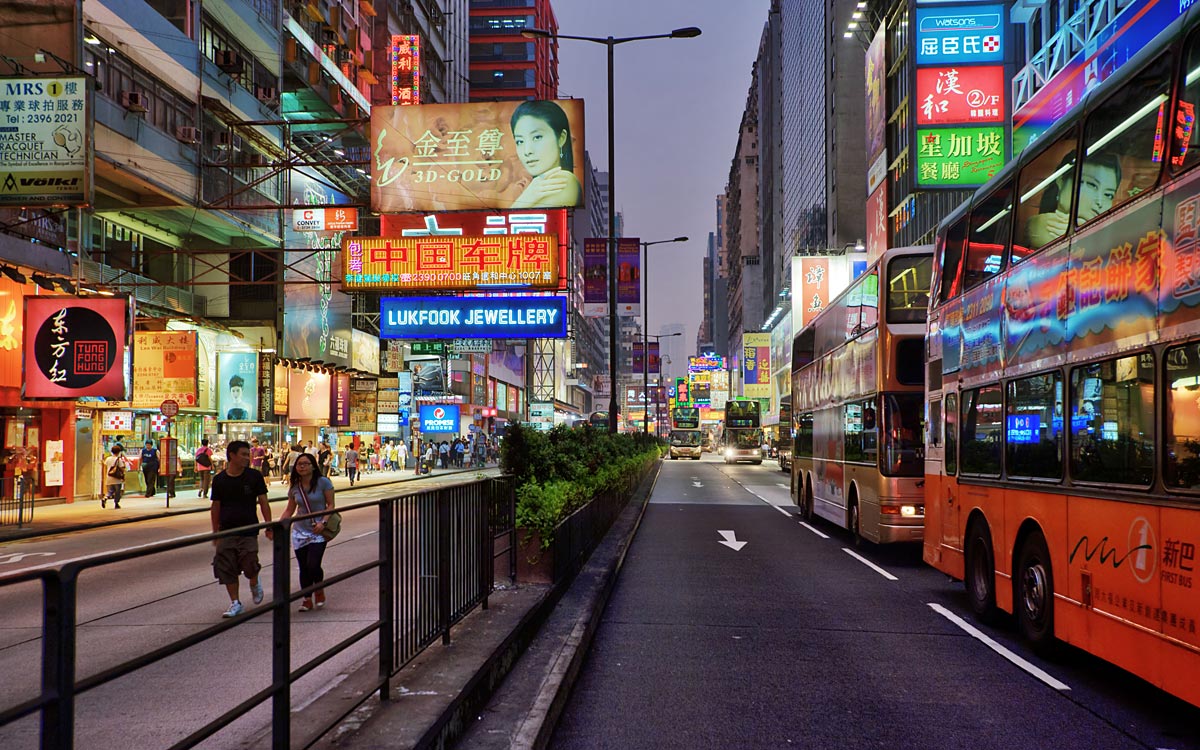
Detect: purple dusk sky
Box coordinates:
(554, 0, 771, 352)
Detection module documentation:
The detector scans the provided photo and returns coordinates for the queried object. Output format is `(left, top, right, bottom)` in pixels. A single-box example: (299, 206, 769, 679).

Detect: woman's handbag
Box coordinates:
(296, 486, 341, 542)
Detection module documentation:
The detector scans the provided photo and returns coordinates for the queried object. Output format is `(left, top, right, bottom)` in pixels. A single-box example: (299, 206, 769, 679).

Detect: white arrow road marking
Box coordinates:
(928, 603, 1071, 692)
(692, 481, 704, 488)
(717, 530, 747, 551)
(842, 547, 898, 580)
(0, 552, 56, 565)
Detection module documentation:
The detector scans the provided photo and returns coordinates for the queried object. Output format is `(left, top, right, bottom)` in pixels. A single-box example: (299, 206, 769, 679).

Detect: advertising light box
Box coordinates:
(343, 234, 562, 291)
(915, 4, 1005, 65)
(0, 76, 91, 206)
(380, 296, 568, 339)
(916, 66, 1005, 125)
(915, 126, 1006, 187)
(23, 296, 128, 399)
(371, 99, 586, 212)
(419, 404, 460, 433)
(292, 207, 358, 232)
(381, 210, 569, 243)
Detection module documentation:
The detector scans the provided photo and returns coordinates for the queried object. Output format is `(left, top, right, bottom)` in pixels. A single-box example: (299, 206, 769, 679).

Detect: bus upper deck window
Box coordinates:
(1015, 130, 1077, 258)
(1079, 53, 1171, 226)
(1173, 29, 1200, 174)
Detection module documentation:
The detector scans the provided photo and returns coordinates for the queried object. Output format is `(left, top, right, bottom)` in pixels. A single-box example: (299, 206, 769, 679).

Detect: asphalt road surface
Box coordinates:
(0, 469, 496, 750)
(550, 455, 1200, 750)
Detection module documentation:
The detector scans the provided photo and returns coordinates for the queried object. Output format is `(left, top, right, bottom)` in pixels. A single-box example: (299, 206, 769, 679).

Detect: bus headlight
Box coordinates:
(900, 505, 919, 517)
(725, 448, 734, 458)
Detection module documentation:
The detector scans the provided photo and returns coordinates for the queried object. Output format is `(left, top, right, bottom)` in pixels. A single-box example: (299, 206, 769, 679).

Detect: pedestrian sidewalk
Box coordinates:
(0, 464, 498, 543)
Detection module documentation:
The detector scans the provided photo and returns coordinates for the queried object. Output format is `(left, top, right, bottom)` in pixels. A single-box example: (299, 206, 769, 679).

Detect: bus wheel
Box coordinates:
(849, 500, 863, 547)
(965, 519, 999, 624)
(1016, 530, 1056, 653)
(802, 483, 814, 522)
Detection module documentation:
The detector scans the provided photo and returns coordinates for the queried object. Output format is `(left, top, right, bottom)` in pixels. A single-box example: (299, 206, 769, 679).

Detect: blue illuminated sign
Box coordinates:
(916, 4, 1005, 65)
(1006, 414, 1040, 444)
(380, 296, 567, 339)
(419, 404, 461, 433)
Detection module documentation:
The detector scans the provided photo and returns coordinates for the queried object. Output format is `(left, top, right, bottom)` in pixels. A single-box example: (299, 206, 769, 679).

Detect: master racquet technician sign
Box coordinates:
(0, 77, 91, 206)
(380, 296, 567, 339)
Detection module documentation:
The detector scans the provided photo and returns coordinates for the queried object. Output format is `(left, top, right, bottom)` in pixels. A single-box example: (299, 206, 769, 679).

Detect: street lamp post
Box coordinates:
(646, 331, 681, 436)
(522, 25, 701, 433)
(641, 237, 688, 434)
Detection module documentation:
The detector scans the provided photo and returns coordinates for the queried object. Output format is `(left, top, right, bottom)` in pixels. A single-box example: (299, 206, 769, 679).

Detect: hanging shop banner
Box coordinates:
(409, 358, 444, 396)
(742, 332, 772, 399)
(217, 351, 259, 422)
(796, 257, 831, 328)
(349, 379, 378, 431)
(273, 362, 289, 415)
(352, 329, 380, 375)
(258, 353, 274, 422)
(419, 404, 460, 433)
(915, 4, 1005, 66)
(916, 66, 1005, 126)
(23, 296, 128, 399)
(288, 368, 332, 425)
(866, 183, 888, 265)
(380, 296, 567, 339)
(292, 207, 358, 232)
(0, 76, 92, 206)
(631, 342, 660, 375)
(342, 234, 561, 291)
(451, 338, 491, 355)
(396, 371, 413, 410)
(865, 26, 886, 164)
(616, 237, 641, 317)
(371, 99, 586, 213)
(331, 373, 351, 426)
(915, 126, 1006, 188)
(390, 34, 420, 105)
(583, 237, 608, 317)
(380, 209, 570, 244)
(132, 331, 198, 408)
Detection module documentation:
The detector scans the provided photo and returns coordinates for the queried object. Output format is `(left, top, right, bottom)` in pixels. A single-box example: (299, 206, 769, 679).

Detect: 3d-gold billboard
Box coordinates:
(370, 99, 585, 212)
(342, 234, 563, 291)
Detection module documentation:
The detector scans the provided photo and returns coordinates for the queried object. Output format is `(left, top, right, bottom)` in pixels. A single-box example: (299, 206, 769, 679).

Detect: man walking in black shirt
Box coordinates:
(210, 440, 273, 618)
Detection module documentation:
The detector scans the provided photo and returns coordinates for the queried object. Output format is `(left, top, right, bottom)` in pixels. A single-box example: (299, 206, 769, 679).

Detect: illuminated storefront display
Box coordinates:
(217, 352, 258, 422)
(915, 126, 1006, 187)
(916, 66, 1005, 125)
(288, 368, 331, 426)
(379, 296, 567, 339)
(23, 296, 128, 399)
(132, 331, 198, 408)
(342, 234, 562, 291)
(371, 99, 586, 212)
(391, 34, 420, 105)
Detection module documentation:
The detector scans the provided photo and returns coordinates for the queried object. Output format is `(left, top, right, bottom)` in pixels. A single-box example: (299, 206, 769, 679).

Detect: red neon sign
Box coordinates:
(916, 66, 1005, 126)
(391, 34, 420, 105)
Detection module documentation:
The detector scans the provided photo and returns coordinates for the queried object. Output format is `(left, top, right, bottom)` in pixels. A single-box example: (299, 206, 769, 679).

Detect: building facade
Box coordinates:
(468, 0, 558, 101)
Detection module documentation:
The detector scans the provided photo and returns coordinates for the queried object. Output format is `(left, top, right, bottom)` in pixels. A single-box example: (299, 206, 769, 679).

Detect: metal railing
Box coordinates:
(0, 477, 35, 528)
(551, 462, 653, 583)
(0, 476, 514, 750)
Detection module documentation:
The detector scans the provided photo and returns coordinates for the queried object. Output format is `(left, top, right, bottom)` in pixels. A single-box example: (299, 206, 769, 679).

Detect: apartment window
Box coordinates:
(83, 38, 197, 139)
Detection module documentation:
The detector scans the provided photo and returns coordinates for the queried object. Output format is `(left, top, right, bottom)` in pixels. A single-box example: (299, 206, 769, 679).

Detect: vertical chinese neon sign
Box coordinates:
(391, 34, 420, 105)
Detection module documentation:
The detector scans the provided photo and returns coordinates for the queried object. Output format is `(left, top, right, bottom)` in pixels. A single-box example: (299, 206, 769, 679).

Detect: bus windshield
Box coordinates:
(730, 429, 763, 449)
(671, 431, 702, 447)
(882, 393, 923, 476)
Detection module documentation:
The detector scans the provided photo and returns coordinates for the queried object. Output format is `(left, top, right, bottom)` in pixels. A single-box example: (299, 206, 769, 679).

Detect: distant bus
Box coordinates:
(924, 9, 1200, 706)
(722, 400, 763, 464)
(777, 396, 793, 472)
(670, 407, 702, 460)
(790, 246, 931, 544)
(588, 411, 609, 429)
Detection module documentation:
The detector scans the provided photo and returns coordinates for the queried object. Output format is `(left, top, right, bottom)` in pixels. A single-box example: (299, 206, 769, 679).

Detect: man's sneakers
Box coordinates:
(222, 600, 244, 618)
(251, 581, 264, 605)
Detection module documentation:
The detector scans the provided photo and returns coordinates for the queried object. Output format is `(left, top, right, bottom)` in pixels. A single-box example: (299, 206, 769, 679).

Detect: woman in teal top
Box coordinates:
(280, 453, 335, 611)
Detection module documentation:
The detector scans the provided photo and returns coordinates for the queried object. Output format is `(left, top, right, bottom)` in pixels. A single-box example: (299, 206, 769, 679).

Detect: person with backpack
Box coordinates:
(103, 444, 128, 509)
(194, 439, 214, 498)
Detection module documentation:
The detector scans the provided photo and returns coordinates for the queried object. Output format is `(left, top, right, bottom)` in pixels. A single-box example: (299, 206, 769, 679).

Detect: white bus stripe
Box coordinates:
(928, 603, 1071, 692)
(842, 547, 899, 580)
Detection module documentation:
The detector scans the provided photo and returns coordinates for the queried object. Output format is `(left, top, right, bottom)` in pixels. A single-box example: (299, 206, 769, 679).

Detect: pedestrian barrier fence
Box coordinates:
(0, 477, 35, 529)
(0, 476, 516, 750)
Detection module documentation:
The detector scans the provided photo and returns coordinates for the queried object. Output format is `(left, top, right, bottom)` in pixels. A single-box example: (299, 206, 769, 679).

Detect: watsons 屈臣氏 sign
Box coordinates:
(380, 296, 568, 339)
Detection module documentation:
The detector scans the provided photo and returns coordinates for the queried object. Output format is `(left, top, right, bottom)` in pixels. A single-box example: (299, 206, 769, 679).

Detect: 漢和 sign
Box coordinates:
(915, 4, 1005, 65)
(419, 404, 460, 433)
(380, 296, 567, 339)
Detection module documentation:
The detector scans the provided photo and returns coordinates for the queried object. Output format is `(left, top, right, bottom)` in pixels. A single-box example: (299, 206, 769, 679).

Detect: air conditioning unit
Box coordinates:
(215, 49, 244, 75)
(255, 85, 278, 102)
(175, 125, 200, 143)
(120, 90, 148, 113)
(336, 47, 353, 64)
(216, 131, 243, 151)
(246, 153, 268, 166)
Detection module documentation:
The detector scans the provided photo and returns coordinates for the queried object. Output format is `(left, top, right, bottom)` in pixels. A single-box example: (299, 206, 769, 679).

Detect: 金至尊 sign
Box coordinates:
(343, 234, 561, 291)
(915, 126, 1006, 187)
(370, 99, 586, 212)
(23, 296, 127, 399)
(916, 66, 1005, 126)
(380, 296, 567, 340)
(0, 77, 91, 206)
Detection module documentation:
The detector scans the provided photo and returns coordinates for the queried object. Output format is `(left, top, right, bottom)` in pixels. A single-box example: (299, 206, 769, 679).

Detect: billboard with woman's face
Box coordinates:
(217, 352, 259, 422)
(371, 100, 586, 212)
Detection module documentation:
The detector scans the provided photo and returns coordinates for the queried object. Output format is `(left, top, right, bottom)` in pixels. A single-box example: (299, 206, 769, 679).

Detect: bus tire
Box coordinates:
(1016, 530, 1056, 654)
(965, 518, 999, 624)
(849, 497, 863, 547)
(802, 481, 814, 522)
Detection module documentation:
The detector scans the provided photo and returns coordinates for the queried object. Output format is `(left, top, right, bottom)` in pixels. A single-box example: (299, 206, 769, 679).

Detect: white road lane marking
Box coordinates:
(798, 522, 830, 539)
(928, 603, 1071, 692)
(0, 552, 56, 565)
(717, 530, 747, 551)
(776, 483, 789, 489)
(841, 547, 899, 581)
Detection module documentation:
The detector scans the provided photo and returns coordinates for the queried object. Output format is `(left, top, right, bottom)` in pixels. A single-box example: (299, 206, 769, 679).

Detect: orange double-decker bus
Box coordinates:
(924, 9, 1200, 707)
